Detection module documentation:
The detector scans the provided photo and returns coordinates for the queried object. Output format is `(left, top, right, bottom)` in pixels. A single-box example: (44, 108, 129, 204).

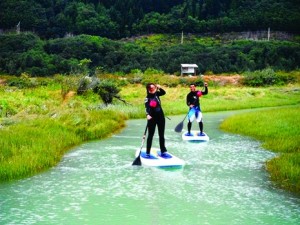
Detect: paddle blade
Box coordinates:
(132, 155, 141, 166)
(174, 121, 184, 133)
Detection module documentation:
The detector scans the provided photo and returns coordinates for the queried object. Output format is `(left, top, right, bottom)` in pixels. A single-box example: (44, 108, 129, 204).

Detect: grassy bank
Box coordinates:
(1, 75, 300, 194)
(0, 80, 127, 181)
(119, 84, 300, 119)
(0, 110, 127, 181)
(220, 106, 300, 193)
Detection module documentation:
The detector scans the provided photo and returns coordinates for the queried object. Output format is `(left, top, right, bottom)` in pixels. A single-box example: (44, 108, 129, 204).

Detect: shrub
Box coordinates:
(96, 80, 120, 105)
(6, 73, 38, 88)
(242, 68, 296, 86)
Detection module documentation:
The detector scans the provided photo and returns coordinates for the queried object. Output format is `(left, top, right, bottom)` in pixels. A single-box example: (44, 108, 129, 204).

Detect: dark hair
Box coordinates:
(146, 83, 156, 93)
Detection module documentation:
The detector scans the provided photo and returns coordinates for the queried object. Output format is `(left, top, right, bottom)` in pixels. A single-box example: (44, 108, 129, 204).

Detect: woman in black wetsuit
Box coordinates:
(145, 83, 168, 158)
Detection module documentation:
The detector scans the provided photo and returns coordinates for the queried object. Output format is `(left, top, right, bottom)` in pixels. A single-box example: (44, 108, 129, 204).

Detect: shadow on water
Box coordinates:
(0, 110, 299, 225)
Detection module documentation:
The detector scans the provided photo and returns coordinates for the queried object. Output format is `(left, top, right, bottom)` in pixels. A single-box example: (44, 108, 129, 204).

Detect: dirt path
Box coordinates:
(0, 79, 6, 86)
(203, 75, 243, 85)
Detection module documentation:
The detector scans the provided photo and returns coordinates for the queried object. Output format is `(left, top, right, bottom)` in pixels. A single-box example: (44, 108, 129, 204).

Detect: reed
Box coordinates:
(0, 109, 126, 181)
(220, 106, 300, 193)
(267, 153, 300, 193)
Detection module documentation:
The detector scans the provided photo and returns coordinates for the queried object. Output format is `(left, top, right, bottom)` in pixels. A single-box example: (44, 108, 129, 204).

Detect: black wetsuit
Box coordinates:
(145, 88, 167, 154)
(186, 86, 208, 108)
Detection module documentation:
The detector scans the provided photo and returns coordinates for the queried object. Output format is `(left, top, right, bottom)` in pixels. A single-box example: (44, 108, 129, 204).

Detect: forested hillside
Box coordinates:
(0, 0, 299, 76)
(0, 0, 299, 39)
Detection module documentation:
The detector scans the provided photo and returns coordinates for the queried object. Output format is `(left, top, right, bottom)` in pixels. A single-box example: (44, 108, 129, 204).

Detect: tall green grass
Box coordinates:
(120, 84, 300, 117)
(0, 109, 126, 181)
(220, 106, 300, 193)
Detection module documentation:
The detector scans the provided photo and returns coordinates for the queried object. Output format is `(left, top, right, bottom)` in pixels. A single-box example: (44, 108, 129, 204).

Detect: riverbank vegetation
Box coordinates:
(0, 71, 300, 195)
(220, 106, 300, 193)
(0, 111, 126, 181)
(0, 75, 128, 180)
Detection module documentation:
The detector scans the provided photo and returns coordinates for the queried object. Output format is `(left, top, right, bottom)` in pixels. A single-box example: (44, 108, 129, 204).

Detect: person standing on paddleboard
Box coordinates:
(145, 83, 168, 158)
(186, 82, 208, 136)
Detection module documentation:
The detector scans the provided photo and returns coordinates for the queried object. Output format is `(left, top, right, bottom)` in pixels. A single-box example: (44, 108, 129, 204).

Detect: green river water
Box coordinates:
(0, 111, 299, 225)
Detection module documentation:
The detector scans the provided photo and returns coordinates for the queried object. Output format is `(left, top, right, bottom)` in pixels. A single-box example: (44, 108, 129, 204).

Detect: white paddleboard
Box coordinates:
(135, 148, 185, 169)
(182, 130, 209, 142)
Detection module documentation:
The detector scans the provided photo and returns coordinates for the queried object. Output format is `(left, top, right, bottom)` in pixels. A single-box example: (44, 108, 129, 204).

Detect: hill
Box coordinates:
(0, 0, 299, 39)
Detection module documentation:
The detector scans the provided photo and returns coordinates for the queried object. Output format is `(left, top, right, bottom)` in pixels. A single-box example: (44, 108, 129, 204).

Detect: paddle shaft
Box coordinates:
(139, 125, 148, 155)
(181, 113, 188, 123)
(132, 124, 148, 166)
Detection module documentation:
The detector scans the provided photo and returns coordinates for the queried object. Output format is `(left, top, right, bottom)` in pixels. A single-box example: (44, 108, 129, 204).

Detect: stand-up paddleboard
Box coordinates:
(182, 130, 209, 142)
(135, 148, 185, 169)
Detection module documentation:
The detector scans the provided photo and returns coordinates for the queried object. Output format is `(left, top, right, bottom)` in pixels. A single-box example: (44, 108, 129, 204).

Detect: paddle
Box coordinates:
(132, 124, 148, 166)
(174, 113, 188, 133)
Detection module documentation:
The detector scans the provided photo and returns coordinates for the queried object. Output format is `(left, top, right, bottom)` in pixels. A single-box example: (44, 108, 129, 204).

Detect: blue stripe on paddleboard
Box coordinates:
(157, 165, 183, 169)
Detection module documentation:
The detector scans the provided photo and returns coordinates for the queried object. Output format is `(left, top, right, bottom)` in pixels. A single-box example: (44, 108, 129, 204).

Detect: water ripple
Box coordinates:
(0, 114, 299, 225)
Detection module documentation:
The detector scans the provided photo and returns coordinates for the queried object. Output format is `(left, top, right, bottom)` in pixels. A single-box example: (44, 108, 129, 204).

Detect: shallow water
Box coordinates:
(0, 111, 299, 225)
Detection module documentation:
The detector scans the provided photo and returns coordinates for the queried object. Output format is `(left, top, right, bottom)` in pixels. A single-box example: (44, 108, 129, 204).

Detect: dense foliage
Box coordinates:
(0, 1, 299, 76)
(0, 32, 299, 76)
(0, 0, 299, 39)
